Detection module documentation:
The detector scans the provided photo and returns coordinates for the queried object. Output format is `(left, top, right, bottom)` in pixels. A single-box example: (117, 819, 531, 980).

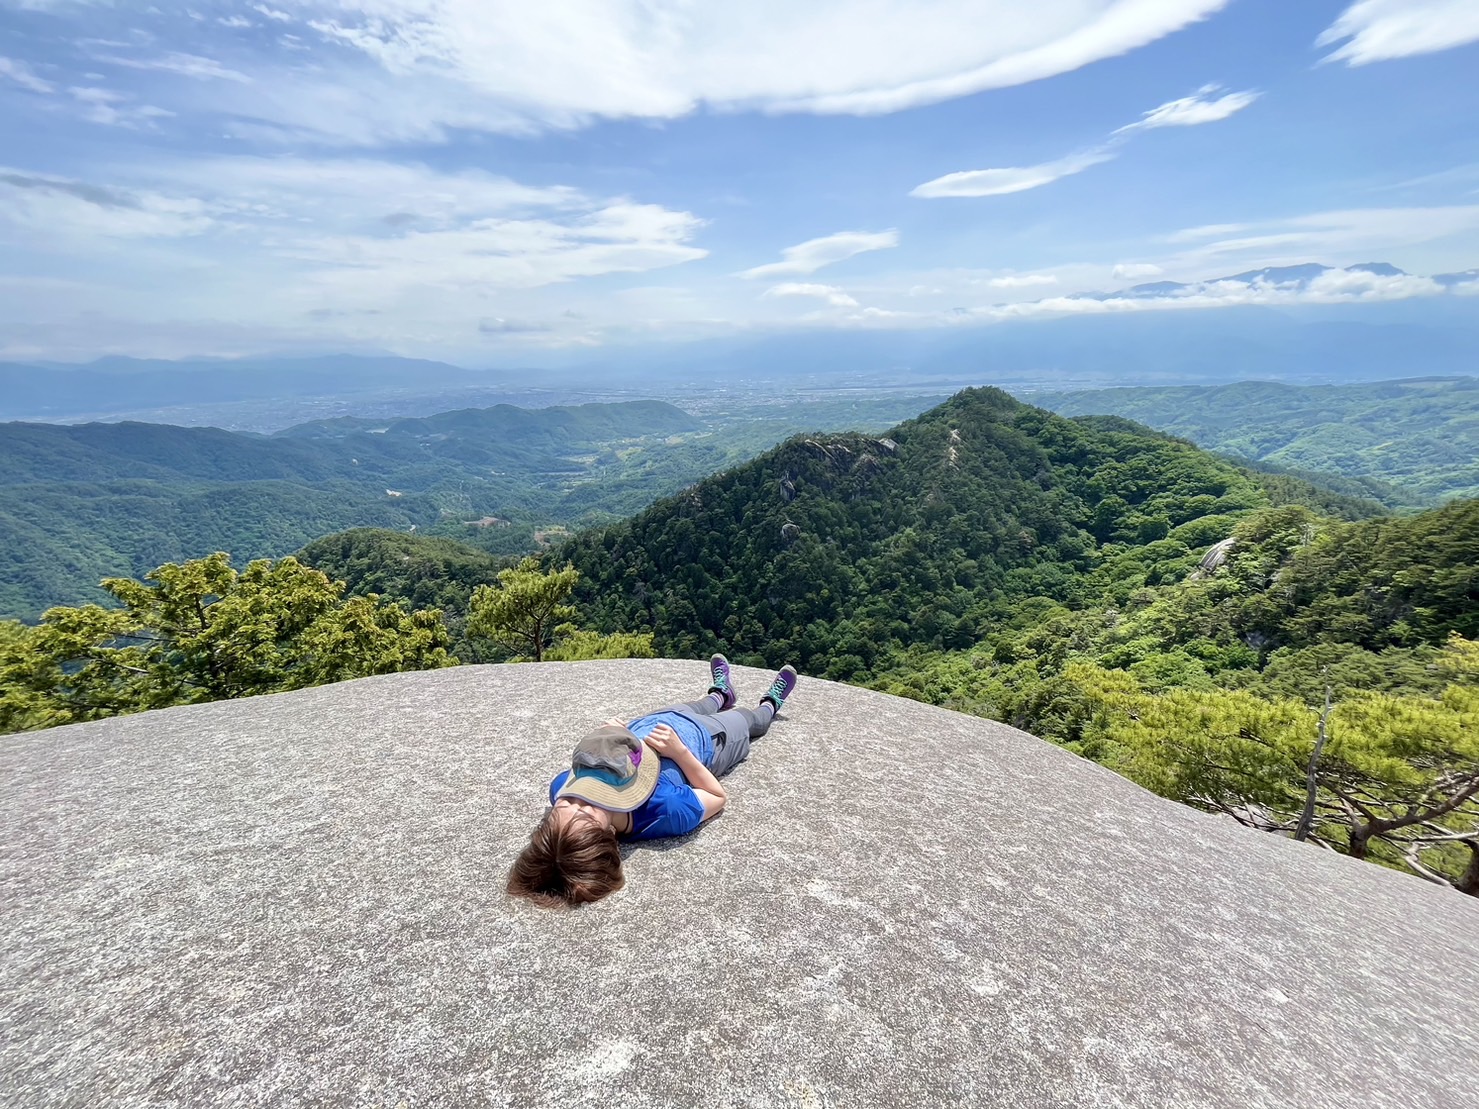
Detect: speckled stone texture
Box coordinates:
(3, 660, 1477, 1108)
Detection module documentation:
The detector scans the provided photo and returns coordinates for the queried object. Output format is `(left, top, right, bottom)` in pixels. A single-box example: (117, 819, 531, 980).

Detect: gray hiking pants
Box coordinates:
(657, 698, 775, 778)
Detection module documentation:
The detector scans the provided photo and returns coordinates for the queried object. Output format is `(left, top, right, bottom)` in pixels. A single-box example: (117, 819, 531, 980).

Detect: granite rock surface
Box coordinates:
(2, 660, 1477, 1108)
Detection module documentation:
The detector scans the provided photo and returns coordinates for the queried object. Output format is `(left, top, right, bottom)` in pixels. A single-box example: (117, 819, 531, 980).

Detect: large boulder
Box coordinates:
(2, 660, 1476, 1107)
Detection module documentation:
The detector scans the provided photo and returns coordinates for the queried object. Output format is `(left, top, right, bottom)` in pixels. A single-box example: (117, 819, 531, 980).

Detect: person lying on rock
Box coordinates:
(507, 656, 798, 908)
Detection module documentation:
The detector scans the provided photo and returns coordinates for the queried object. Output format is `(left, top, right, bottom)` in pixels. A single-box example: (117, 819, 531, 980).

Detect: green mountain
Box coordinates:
(0, 395, 948, 620)
(2, 401, 700, 484)
(1023, 376, 1479, 503)
(0, 402, 700, 618)
(559, 388, 1393, 677)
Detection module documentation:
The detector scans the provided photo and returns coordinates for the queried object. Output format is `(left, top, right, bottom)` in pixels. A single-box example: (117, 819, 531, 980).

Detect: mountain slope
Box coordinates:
(1025, 376, 1479, 501)
(0, 401, 702, 618)
(1, 401, 700, 485)
(561, 388, 1370, 675)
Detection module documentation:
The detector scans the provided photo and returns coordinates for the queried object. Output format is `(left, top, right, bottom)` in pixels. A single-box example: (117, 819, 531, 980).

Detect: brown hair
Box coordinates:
(507, 809, 625, 908)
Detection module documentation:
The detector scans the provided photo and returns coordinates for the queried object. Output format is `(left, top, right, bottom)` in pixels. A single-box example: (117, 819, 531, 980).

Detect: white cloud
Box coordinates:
(900, 266, 1457, 330)
(68, 86, 176, 129)
(0, 158, 710, 353)
(912, 148, 1115, 198)
(219, 15, 253, 29)
(1164, 222, 1252, 243)
(1171, 205, 1479, 266)
(1318, 0, 1479, 65)
(912, 82, 1253, 200)
(1114, 84, 1258, 133)
(739, 229, 898, 278)
(762, 282, 860, 308)
(0, 168, 211, 237)
(115, 0, 1231, 142)
(1113, 262, 1163, 279)
(986, 273, 1057, 287)
(91, 51, 252, 83)
(292, 205, 707, 301)
(0, 56, 54, 93)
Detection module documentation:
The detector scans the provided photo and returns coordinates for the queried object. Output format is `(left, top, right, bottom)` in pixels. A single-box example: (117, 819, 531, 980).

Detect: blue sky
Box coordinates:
(2, 0, 1478, 363)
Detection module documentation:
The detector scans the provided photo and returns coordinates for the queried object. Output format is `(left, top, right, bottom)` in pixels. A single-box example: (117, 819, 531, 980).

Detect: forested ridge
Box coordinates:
(0, 395, 943, 619)
(1026, 375, 1479, 503)
(559, 388, 1393, 674)
(0, 401, 705, 617)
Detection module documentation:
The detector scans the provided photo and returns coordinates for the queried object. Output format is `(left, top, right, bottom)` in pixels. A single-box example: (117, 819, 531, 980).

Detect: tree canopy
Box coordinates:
(0, 552, 455, 733)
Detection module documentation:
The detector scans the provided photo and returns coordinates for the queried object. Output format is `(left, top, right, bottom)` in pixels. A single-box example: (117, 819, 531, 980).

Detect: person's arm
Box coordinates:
(643, 724, 727, 821)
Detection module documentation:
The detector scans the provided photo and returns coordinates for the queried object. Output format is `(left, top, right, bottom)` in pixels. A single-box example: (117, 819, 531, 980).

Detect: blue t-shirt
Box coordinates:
(548, 711, 713, 840)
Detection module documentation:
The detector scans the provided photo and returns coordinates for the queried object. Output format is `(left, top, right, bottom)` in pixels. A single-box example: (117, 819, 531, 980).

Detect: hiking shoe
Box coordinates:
(761, 665, 797, 713)
(708, 654, 737, 710)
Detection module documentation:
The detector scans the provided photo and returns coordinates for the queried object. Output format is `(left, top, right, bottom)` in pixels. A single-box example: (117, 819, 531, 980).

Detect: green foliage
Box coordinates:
(1029, 376, 1479, 503)
(0, 553, 455, 734)
(467, 558, 580, 662)
(1074, 639, 1479, 890)
(11, 385, 1479, 894)
(545, 625, 656, 661)
(297, 528, 513, 661)
(465, 557, 654, 663)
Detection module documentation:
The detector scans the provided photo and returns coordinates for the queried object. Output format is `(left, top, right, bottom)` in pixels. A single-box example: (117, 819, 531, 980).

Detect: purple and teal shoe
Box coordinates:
(708, 654, 737, 710)
(761, 665, 797, 712)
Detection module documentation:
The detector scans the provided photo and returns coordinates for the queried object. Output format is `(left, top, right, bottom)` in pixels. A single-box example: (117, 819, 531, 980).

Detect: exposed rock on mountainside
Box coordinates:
(3, 661, 1475, 1107)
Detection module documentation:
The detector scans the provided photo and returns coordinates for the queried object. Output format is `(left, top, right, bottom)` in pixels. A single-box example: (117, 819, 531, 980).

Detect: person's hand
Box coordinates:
(643, 723, 687, 759)
(604, 717, 626, 728)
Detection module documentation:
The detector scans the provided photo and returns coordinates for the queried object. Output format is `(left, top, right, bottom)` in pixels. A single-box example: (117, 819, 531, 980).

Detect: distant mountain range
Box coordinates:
(3, 261, 1476, 427)
(1070, 261, 1479, 303)
(0, 354, 495, 423)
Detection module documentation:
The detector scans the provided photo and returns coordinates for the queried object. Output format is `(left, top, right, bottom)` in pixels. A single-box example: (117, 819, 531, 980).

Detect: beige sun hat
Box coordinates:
(553, 723, 660, 812)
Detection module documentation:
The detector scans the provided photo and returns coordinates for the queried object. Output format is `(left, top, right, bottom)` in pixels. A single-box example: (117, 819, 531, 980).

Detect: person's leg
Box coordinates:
(646, 662, 798, 778)
(707, 702, 781, 774)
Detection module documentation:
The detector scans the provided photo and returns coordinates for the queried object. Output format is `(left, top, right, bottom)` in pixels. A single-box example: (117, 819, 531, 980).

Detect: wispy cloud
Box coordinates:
(1318, 0, 1479, 65)
(739, 230, 898, 279)
(1114, 84, 1260, 134)
(913, 83, 1257, 199)
(762, 282, 860, 308)
(1113, 262, 1164, 279)
(912, 148, 1114, 199)
(0, 167, 211, 237)
(1169, 205, 1479, 265)
(90, 50, 251, 83)
(987, 273, 1058, 288)
(45, 0, 1231, 143)
(0, 56, 53, 94)
(68, 86, 176, 129)
(0, 158, 709, 351)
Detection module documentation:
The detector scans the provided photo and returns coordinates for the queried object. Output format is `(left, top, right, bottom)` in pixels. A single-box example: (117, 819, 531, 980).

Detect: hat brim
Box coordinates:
(554, 740, 660, 813)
